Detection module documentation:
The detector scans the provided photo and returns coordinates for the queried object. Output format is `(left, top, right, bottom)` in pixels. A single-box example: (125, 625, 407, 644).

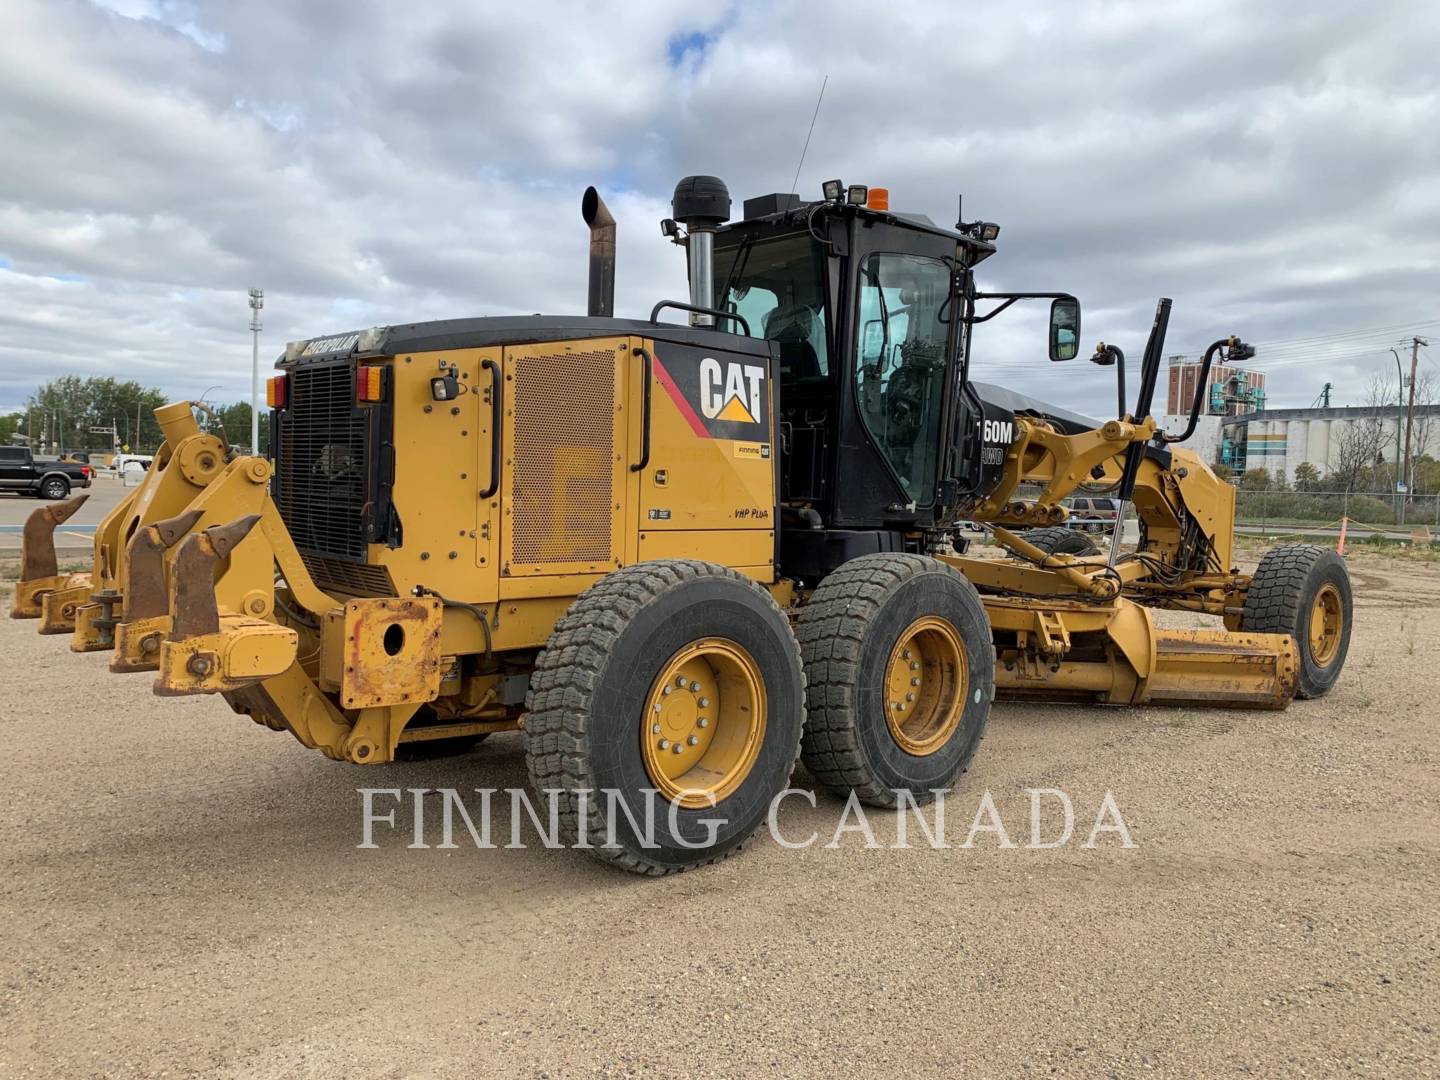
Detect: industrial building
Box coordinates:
(1160, 405, 1440, 484)
(1160, 352, 1440, 486)
(1167, 357, 1266, 416)
(1219, 405, 1440, 482)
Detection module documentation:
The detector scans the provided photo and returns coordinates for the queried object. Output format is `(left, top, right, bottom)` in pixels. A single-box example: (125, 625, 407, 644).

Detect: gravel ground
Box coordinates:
(1, 550, 1436, 1078)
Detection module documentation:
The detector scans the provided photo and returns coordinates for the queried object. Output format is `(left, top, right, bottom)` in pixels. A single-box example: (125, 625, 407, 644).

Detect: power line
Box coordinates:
(1170, 318, 1440, 357)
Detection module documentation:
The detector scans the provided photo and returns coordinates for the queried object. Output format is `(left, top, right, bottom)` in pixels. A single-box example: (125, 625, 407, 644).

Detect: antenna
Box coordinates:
(788, 75, 829, 196)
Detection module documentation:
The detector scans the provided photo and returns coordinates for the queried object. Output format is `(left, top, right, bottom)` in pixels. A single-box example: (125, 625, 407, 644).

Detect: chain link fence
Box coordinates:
(1233, 489, 1440, 533)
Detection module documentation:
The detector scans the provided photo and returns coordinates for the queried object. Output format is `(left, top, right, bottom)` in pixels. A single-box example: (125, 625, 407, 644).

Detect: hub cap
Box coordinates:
(641, 638, 766, 808)
(884, 616, 967, 756)
(1308, 583, 1343, 666)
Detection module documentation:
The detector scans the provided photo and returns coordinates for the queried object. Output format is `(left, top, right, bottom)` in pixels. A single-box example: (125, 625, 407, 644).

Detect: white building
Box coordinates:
(1215, 405, 1440, 484)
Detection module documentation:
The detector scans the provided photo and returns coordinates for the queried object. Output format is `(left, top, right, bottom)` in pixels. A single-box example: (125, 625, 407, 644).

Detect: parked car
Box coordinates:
(0, 446, 93, 499)
(1064, 495, 1122, 532)
(114, 453, 154, 475)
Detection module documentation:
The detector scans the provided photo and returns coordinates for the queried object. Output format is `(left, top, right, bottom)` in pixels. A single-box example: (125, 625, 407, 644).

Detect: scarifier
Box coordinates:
(16, 176, 1352, 873)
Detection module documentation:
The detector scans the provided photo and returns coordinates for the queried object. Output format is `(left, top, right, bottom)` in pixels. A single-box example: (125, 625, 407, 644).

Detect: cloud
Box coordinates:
(1, 0, 1437, 421)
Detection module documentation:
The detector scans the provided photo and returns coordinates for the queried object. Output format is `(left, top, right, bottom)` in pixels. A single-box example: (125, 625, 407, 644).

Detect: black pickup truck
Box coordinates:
(0, 446, 93, 500)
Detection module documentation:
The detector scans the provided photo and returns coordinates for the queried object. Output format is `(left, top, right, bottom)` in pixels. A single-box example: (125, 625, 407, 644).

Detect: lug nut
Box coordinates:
(906, 692, 915, 702)
(663, 685, 672, 696)
(891, 701, 901, 711)
(653, 703, 662, 713)
(697, 717, 709, 728)
(909, 661, 919, 671)
(652, 723, 661, 734)
(911, 677, 920, 687)
(896, 702, 906, 712)
(687, 735, 699, 746)
(676, 676, 687, 688)
(902, 649, 912, 660)
(689, 680, 701, 691)
(671, 743, 684, 754)
(698, 697, 710, 708)
(659, 739, 671, 750)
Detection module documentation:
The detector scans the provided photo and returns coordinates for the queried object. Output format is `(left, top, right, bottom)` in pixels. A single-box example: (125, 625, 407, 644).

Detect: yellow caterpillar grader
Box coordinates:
(13, 175, 1352, 873)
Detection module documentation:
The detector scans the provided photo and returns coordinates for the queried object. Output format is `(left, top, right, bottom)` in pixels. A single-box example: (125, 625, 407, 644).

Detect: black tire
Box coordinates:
(1241, 544, 1352, 699)
(40, 477, 69, 500)
(524, 560, 805, 875)
(1016, 526, 1100, 558)
(796, 554, 994, 808)
(393, 733, 489, 761)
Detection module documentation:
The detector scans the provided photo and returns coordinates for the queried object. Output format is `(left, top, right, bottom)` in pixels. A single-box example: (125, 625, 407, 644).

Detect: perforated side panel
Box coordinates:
(509, 347, 618, 570)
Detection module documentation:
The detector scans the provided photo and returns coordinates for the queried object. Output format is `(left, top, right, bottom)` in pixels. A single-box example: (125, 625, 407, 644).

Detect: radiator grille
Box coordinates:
(275, 361, 370, 560)
(301, 554, 396, 598)
(510, 349, 616, 567)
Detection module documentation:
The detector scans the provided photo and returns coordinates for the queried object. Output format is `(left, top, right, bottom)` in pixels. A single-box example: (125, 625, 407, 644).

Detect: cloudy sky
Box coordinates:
(3, 0, 1437, 419)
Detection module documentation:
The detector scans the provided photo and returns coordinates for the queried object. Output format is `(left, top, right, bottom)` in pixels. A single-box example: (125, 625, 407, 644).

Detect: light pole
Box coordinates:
(1390, 347, 1405, 523)
(198, 386, 223, 434)
(248, 288, 264, 453)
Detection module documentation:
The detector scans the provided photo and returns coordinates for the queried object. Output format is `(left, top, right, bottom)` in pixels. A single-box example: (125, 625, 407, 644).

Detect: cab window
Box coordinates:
(853, 253, 950, 501)
(714, 234, 829, 381)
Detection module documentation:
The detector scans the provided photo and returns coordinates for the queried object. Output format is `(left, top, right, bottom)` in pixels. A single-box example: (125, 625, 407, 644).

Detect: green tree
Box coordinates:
(1292, 461, 1322, 491)
(28, 377, 168, 453)
(212, 401, 272, 454)
(0, 412, 24, 445)
(1240, 468, 1272, 491)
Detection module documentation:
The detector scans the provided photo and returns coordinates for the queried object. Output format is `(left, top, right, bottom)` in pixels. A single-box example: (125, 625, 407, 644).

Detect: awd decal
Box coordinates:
(651, 343, 769, 441)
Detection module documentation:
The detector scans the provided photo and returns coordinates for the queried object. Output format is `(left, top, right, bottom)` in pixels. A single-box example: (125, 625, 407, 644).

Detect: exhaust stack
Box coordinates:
(672, 175, 731, 326)
(581, 186, 616, 318)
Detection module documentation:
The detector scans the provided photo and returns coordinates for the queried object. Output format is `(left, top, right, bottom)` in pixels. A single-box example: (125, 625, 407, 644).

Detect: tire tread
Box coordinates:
(795, 553, 994, 807)
(523, 559, 804, 875)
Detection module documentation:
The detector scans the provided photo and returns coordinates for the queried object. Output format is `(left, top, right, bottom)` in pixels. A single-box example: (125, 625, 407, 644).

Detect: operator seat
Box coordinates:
(765, 304, 823, 381)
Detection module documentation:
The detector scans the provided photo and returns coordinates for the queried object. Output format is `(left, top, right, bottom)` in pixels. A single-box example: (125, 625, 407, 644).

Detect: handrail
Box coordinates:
(648, 300, 751, 336)
(630, 346, 652, 473)
(479, 358, 502, 499)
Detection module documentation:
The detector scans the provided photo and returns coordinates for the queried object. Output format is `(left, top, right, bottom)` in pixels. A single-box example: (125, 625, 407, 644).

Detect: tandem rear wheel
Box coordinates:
(796, 553, 995, 808)
(523, 560, 805, 875)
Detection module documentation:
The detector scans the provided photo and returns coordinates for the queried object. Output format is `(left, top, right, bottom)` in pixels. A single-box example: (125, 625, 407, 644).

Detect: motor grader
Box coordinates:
(14, 175, 1352, 873)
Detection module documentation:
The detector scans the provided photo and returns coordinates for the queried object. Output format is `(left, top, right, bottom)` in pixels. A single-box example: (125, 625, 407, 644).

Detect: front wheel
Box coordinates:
(796, 554, 994, 808)
(524, 560, 804, 874)
(40, 477, 69, 500)
(1241, 544, 1352, 699)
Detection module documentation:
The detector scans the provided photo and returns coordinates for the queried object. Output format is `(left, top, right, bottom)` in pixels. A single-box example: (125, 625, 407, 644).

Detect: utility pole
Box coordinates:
(1403, 336, 1428, 501)
(1390, 346, 1405, 522)
(248, 288, 264, 454)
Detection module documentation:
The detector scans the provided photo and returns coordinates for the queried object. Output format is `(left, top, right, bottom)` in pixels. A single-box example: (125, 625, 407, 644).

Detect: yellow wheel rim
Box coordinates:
(641, 638, 766, 809)
(884, 616, 967, 756)
(1308, 583, 1343, 666)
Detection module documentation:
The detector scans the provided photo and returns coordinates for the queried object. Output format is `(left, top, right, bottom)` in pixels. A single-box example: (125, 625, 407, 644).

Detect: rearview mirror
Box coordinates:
(1049, 297, 1081, 361)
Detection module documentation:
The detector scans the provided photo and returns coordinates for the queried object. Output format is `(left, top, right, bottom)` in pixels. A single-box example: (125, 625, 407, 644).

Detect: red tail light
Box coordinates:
(356, 364, 386, 403)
